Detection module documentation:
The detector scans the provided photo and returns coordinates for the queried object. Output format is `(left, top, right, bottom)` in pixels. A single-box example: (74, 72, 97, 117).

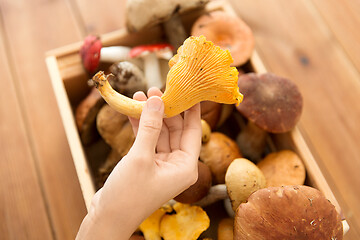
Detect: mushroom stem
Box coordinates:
(236, 120, 267, 162)
(92, 72, 145, 119)
(100, 46, 132, 62)
(143, 53, 163, 89)
(163, 12, 188, 51)
(194, 184, 228, 207)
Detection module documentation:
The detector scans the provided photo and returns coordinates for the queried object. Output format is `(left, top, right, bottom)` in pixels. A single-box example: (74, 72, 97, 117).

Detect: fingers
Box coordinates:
(164, 115, 183, 150)
(180, 103, 202, 158)
(128, 91, 147, 136)
(147, 88, 171, 153)
(132, 96, 165, 156)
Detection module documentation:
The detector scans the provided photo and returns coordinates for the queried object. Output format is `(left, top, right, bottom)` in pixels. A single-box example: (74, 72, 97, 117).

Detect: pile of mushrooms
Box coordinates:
(74, 4, 346, 239)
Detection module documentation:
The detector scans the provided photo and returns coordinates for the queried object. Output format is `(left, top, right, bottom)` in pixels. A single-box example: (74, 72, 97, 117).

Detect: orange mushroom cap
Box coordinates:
(191, 11, 254, 67)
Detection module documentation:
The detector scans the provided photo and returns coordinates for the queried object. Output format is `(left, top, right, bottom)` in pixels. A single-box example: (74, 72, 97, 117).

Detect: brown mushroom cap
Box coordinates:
(201, 101, 222, 130)
(174, 161, 212, 203)
(200, 132, 242, 184)
(257, 150, 306, 187)
(191, 11, 254, 67)
(234, 185, 343, 240)
(236, 73, 303, 133)
(96, 104, 135, 156)
(75, 87, 105, 145)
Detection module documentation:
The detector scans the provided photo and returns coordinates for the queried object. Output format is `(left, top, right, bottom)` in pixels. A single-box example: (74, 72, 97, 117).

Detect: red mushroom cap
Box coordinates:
(80, 35, 102, 73)
(129, 43, 174, 58)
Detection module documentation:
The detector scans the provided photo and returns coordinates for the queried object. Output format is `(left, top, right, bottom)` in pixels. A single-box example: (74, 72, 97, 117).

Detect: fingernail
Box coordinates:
(146, 96, 163, 111)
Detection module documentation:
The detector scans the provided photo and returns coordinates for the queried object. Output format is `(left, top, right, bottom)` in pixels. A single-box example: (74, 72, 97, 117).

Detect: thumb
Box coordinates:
(132, 96, 164, 155)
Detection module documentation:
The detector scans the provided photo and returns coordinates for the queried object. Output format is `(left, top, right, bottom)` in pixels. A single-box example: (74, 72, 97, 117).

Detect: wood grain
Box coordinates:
(312, 0, 360, 71)
(0, 0, 87, 239)
(74, 0, 126, 34)
(0, 13, 53, 240)
(231, 0, 360, 239)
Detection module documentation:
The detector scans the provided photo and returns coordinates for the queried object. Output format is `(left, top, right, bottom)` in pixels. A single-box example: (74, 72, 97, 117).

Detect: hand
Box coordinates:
(76, 87, 202, 240)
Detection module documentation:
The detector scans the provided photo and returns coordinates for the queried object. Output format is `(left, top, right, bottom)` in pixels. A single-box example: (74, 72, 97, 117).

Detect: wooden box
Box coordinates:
(45, 0, 348, 237)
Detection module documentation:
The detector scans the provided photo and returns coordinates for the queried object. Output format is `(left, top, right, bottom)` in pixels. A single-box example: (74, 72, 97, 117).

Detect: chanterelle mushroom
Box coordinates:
(234, 185, 343, 240)
(160, 202, 210, 240)
(236, 72, 303, 161)
(92, 35, 243, 119)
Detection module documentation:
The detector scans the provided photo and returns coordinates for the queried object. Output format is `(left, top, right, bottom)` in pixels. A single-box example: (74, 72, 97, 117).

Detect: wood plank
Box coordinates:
(74, 0, 126, 34)
(230, 0, 360, 239)
(311, 0, 360, 71)
(0, 0, 87, 239)
(0, 12, 53, 240)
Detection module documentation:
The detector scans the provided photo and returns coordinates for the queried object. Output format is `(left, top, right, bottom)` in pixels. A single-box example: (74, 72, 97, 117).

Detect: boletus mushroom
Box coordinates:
(191, 11, 254, 67)
(201, 119, 212, 143)
(126, 0, 209, 50)
(200, 132, 242, 184)
(225, 158, 266, 212)
(75, 87, 105, 145)
(234, 185, 343, 239)
(96, 104, 135, 156)
(174, 161, 212, 204)
(257, 150, 306, 187)
(159, 203, 210, 240)
(92, 35, 243, 119)
(236, 73, 303, 161)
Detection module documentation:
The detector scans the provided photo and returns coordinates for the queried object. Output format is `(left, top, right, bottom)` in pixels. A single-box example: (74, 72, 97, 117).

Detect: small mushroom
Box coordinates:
(191, 11, 254, 66)
(234, 186, 343, 240)
(159, 203, 210, 240)
(201, 119, 211, 143)
(126, 0, 209, 49)
(218, 218, 234, 240)
(96, 104, 135, 156)
(139, 207, 170, 240)
(80, 35, 140, 73)
(225, 158, 266, 212)
(92, 36, 243, 119)
(108, 61, 147, 97)
(236, 73, 303, 161)
(174, 161, 212, 203)
(75, 87, 105, 145)
(201, 101, 222, 130)
(200, 132, 242, 184)
(257, 150, 306, 187)
(129, 43, 174, 89)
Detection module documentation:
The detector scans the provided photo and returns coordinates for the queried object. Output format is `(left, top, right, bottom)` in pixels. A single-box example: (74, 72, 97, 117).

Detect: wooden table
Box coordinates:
(1, 0, 359, 239)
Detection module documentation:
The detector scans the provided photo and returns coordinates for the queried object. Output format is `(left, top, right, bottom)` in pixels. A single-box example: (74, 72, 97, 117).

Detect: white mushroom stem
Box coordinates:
(142, 52, 163, 89)
(194, 184, 228, 207)
(100, 46, 131, 62)
(100, 46, 142, 68)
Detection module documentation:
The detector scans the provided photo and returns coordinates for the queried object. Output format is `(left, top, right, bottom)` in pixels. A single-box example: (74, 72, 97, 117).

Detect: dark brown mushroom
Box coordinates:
(75, 87, 105, 145)
(174, 161, 212, 203)
(236, 73, 303, 161)
(234, 185, 343, 240)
